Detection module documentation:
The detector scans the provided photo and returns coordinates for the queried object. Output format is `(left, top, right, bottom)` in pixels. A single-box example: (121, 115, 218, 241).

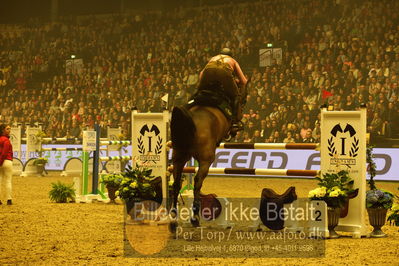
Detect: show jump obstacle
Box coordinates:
(11, 107, 367, 237)
(137, 107, 367, 238)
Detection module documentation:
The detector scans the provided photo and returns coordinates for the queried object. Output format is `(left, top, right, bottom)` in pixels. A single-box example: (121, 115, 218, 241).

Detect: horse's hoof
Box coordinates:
(169, 221, 178, 232)
(169, 221, 178, 234)
(190, 217, 200, 227)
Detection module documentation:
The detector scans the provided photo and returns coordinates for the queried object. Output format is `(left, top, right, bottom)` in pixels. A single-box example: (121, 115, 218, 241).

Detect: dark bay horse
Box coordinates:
(169, 104, 231, 230)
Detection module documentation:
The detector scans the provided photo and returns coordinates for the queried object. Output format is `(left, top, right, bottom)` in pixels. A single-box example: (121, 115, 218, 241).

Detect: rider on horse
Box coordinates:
(170, 48, 248, 230)
(194, 48, 248, 137)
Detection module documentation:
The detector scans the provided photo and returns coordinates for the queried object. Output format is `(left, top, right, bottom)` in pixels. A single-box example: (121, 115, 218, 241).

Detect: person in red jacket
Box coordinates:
(0, 124, 13, 205)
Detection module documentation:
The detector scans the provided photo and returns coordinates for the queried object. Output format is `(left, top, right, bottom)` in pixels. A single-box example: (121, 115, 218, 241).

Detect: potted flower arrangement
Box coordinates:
(366, 146, 394, 237)
(100, 173, 123, 203)
(308, 170, 355, 238)
(116, 164, 162, 219)
(33, 157, 48, 175)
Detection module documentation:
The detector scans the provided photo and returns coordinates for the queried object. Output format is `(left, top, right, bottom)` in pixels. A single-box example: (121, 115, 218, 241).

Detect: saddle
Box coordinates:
(187, 89, 233, 121)
(200, 193, 222, 221)
(259, 186, 297, 230)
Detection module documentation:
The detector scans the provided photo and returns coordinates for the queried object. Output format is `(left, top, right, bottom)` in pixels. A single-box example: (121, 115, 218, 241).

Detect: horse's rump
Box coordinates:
(171, 106, 196, 151)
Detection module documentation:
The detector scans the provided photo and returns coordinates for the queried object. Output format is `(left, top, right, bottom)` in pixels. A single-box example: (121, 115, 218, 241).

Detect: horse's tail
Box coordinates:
(171, 106, 196, 150)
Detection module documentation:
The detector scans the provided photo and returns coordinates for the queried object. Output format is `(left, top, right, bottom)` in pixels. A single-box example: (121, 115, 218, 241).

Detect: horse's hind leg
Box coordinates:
(191, 161, 212, 227)
(169, 149, 190, 233)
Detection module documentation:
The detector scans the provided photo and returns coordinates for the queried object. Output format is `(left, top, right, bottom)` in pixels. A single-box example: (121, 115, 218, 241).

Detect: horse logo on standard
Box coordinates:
(327, 123, 359, 168)
(137, 124, 163, 164)
(29, 134, 37, 145)
(320, 107, 368, 238)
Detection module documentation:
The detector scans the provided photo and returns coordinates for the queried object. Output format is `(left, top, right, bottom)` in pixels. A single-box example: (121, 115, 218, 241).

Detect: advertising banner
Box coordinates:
(12, 146, 399, 182)
(83, 131, 97, 152)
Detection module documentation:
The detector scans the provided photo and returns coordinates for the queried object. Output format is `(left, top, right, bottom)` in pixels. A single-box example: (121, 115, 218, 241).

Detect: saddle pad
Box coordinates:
(187, 90, 233, 121)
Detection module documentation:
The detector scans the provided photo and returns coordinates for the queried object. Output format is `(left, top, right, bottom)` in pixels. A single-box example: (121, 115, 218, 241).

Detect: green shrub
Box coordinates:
(49, 181, 76, 203)
(33, 157, 48, 166)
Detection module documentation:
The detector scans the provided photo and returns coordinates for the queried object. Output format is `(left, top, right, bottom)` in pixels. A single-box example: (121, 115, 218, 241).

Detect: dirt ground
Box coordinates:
(0, 173, 398, 265)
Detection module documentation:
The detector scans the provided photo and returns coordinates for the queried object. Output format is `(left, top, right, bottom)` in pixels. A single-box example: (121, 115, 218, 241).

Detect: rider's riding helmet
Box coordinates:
(220, 47, 233, 57)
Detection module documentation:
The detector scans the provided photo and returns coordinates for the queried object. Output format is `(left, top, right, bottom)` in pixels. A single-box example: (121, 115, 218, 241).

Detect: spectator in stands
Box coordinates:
(242, 132, 252, 143)
(186, 68, 199, 96)
(369, 112, 383, 136)
(294, 133, 302, 143)
(257, 104, 268, 119)
(245, 121, 256, 139)
(70, 120, 81, 139)
(283, 131, 295, 143)
(292, 112, 304, 131)
(259, 120, 271, 142)
(265, 135, 275, 143)
(343, 95, 356, 110)
(231, 131, 244, 143)
(302, 129, 316, 143)
(383, 102, 398, 137)
(252, 130, 263, 143)
(271, 130, 283, 143)
(312, 121, 321, 142)
(300, 120, 312, 140)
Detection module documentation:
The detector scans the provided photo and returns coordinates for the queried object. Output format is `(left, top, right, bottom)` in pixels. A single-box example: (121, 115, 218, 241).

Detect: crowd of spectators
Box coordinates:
(0, 0, 398, 144)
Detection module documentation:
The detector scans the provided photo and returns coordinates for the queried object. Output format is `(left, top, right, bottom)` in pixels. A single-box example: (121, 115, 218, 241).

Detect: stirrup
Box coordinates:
(227, 127, 239, 140)
(231, 121, 244, 131)
(224, 131, 233, 141)
(224, 129, 237, 141)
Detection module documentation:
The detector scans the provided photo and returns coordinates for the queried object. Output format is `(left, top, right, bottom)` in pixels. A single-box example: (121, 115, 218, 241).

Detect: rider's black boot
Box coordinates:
(227, 98, 244, 140)
(230, 120, 243, 138)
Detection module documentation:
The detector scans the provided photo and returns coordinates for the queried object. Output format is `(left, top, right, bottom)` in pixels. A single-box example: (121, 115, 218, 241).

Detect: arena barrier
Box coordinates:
(138, 107, 367, 237)
(10, 125, 123, 177)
